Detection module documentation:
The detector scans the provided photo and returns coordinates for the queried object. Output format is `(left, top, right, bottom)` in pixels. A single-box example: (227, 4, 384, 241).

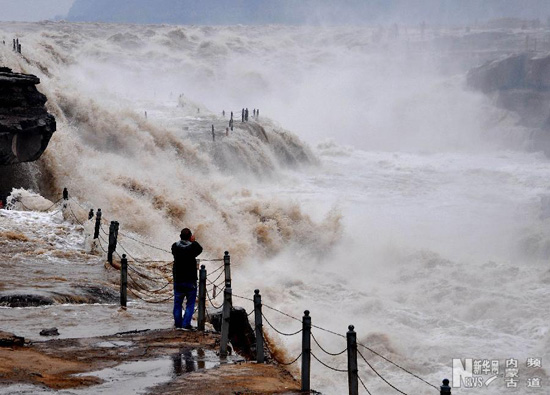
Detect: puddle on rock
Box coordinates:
(93, 340, 134, 348)
(0, 349, 244, 395)
(170, 348, 243, 375)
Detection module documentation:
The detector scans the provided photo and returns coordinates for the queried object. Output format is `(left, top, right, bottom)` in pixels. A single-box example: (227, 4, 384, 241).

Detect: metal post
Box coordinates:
(224, 251, 231, 287)
(224, 251, 232, 306)
(114, 221, 119, 254)
(254, 289, 264, 363)
(88, 209, 94, 220)
(13, 39, 15, 51)
(440, 379, 451, 394)
(93, 208, 102, 239)
(301, 310, 311, 392)
(198, 264, 206, 331)
(220, 286, 232, 357)
(107, 220, 119, 264)
(120, 254, 127, 308)
(108, 221, 115, 264)
(347, 325, 358, 395)
(213, 284, 217, 298)
(17, 44, 21, 54)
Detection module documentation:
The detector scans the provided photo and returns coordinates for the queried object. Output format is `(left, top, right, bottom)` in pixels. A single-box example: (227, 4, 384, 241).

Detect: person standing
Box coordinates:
(171, 228, 203, 330)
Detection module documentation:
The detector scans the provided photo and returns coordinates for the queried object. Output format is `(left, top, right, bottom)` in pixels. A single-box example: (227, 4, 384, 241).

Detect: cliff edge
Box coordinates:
(467, 52, 550, 131)
(0, 67, 56, 165)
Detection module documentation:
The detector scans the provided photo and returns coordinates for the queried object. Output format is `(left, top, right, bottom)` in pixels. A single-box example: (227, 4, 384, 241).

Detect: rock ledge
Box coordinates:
(0, 67, 56, 165)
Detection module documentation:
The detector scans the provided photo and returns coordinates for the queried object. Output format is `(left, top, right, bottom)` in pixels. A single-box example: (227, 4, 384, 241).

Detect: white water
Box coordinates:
(0, 22, 549, 394)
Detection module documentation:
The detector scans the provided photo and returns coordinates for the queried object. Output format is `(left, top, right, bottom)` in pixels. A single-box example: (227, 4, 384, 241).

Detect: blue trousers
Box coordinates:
(173, 282, 197, 328)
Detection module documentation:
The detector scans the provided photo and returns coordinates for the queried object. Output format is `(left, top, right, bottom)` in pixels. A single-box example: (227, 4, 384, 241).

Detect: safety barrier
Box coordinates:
(9, 188, 452, 394)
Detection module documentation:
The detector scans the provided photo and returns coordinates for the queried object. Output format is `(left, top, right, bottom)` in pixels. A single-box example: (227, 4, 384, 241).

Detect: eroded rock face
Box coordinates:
(0, 67, 56, 165)
(467, 53, 550, 155)
(467, 53, 550, 94)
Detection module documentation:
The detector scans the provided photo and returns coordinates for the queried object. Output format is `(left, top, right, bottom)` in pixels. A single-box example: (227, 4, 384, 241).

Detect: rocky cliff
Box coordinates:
(467, 52, 550, 131)
(0, 67, 56, 166)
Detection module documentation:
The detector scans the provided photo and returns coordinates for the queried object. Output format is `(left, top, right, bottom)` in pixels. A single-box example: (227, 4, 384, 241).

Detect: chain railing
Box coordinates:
(10, 189, 446, 394)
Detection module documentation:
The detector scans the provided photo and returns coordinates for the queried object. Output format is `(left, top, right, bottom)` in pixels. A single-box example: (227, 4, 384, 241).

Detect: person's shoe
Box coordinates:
(182, 325, 195, 331)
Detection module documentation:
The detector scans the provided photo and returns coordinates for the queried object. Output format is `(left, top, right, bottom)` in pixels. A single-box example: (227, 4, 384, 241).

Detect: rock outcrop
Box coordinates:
(0, 67, 56, 165)
(208, 306, 257, 360)
(0, 331, 25, 347)
(467, 53, 550, 130)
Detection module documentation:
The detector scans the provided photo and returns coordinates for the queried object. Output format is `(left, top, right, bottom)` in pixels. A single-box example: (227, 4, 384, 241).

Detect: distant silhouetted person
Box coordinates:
(145, 111, 147, 119)
(256, 109, 259, 119)
(197, 108, 200, 114)
(222, 110, 225, 117)
(212, 124, 215, 141)
(241, 108, 245, 122)
(245, 108, 249, 122)
(226, 127, 229, 136)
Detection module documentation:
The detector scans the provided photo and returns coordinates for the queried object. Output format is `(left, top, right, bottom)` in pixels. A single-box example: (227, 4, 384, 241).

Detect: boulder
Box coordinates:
(39, 327, 60, 337)
(0, 294, 54, 307)
(0, 67, 56, 165)
(208, 306, 256, 359)
(0, 331, 25, 347)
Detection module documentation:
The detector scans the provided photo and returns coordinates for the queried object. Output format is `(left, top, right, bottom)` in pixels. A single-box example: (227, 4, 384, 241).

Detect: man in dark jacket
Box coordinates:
(171, 228, 203, 329)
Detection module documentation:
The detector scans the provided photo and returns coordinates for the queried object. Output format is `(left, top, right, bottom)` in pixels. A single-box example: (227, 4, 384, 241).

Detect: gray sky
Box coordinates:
(0, 0, 74, 21)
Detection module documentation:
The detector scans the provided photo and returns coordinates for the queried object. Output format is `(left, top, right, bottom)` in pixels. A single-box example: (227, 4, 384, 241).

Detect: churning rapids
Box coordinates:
(0, 21, 549, 394)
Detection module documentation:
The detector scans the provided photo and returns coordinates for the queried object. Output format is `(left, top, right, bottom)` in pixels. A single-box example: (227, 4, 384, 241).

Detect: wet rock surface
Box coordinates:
(208, 306, 257, 360)
(0, 67, 57, 203)
(39, 327, 59, 337)
(0, 294, 54, 307)
(467, 52, 550, 153)
(0, 331, 24, 347)
(0, 328, 300, 394)
(0, 67, 56, 165)
(0, 285, 119, 308)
